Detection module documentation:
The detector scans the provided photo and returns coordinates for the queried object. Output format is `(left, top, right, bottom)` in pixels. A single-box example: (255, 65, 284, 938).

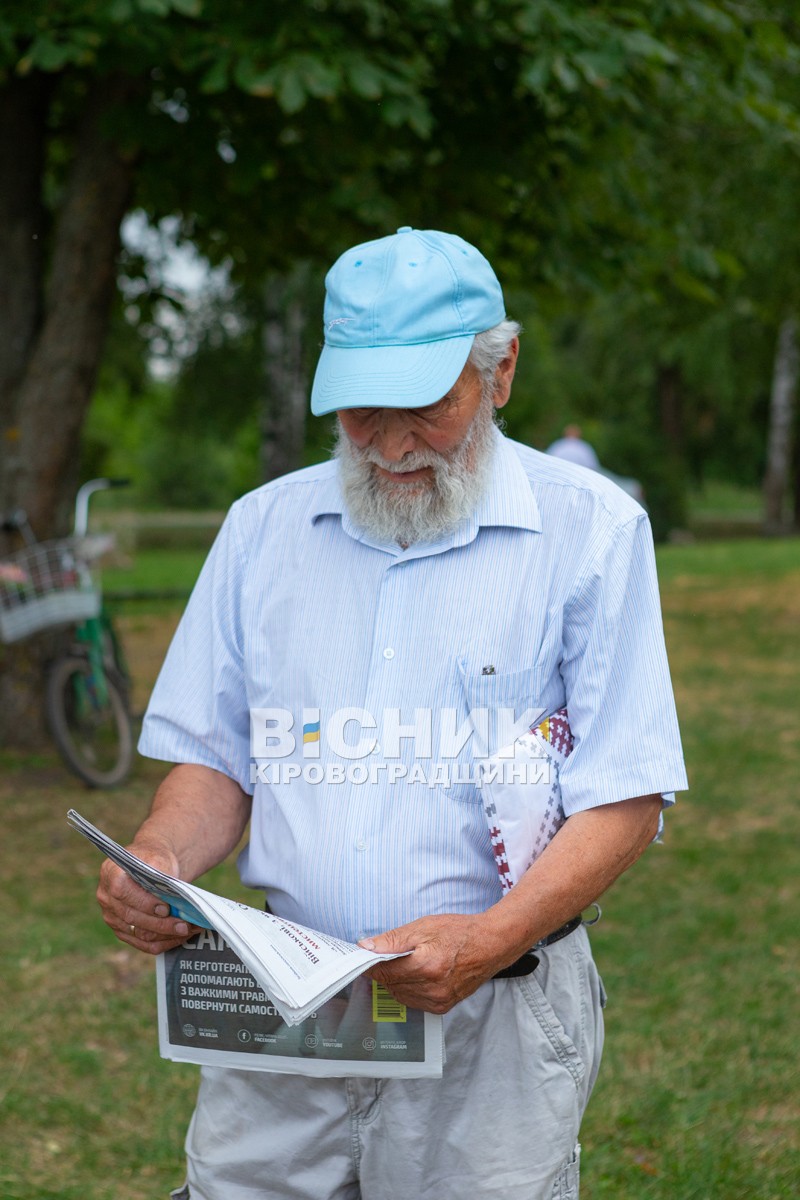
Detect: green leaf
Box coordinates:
(671, 269, 719, 305)
(753, 21, 791, 60)
(135, 0, 172, 14)
(622, 29, 679, 67)
(713, 250, 744, 280)
(200, 54, 230, 94)
(573, 49, 627, 87)
(520, 55, 551, 95)
(275, 69, 307, 114)
(683, 244, 720, 279)
(297, 55, 339, 100)
(233, 57, 276, 97)
(685, 1, 738, 37)
(551, 55, 580, 92)
(346, 58, 385, 100)
(380, 95, 432, 138)
(170, 0, 203, 15)
(26, 36, 75, 71)
(107, 0, 134, 20)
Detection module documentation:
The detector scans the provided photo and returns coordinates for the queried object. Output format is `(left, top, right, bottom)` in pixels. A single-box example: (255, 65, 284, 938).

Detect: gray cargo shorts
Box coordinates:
(172, 926, 605, 1200)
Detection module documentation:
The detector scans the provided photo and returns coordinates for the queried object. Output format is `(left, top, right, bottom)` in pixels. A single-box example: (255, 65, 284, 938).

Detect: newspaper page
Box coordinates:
(67, 809, 409, 1026)
(157, 932, 443, 1078)
(480, 709, 573, 891)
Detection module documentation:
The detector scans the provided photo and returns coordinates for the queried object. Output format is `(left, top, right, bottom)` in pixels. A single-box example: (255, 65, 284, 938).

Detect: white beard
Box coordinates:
(334, 394, 498, 546)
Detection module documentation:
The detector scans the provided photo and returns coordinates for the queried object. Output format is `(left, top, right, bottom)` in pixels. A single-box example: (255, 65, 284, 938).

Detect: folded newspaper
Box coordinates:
(156, 934, 443, 1078)
(66, 809, 411, 1028)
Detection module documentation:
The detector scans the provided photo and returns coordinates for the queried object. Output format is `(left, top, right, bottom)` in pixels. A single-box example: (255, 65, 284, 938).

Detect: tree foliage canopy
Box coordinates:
(5, 0, 798, 283)
(1, 0, 800, 532)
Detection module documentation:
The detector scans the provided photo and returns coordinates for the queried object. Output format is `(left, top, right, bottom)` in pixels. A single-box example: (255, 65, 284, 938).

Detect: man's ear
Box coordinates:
(493, 337, 519, 410)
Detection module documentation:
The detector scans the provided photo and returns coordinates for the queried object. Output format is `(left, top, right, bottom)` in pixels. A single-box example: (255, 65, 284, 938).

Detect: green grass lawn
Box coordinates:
(102, 547, 208, 599)
(687, 480, 763, 521)
(1, 536, 798, 1199)
(582, 536, 800, 1197)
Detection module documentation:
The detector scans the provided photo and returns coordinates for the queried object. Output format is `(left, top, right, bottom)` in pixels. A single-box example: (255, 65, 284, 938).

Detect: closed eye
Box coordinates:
(343, 394, 456, 424)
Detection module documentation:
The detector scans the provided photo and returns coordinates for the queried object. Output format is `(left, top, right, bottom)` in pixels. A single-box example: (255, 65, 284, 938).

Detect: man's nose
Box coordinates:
(373, 411, 418, 461)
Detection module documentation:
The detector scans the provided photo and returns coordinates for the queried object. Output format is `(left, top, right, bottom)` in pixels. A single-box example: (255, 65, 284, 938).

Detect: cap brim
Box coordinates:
(310, 336, 475, 416)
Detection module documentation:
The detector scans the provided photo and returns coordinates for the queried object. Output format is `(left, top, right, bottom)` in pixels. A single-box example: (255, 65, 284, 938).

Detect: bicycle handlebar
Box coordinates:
(73, 478, 131, 537)
(2, 479, 132, 544)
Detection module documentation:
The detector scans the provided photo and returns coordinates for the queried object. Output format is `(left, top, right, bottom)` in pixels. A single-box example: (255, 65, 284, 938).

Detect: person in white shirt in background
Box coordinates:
(546, 424, 602, 471)
(547, 423, 646, 504)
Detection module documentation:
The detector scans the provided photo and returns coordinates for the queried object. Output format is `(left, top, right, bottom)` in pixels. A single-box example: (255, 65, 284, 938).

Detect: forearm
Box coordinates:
(482, 792, 663, 968)
(132, 763, 252, 881)
(365, 792, 663, 1011)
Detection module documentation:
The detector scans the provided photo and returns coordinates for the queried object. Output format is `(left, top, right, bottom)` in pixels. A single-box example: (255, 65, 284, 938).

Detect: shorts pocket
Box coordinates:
(515, 972, 586, 1091)
(551, 1143, 580, 1200)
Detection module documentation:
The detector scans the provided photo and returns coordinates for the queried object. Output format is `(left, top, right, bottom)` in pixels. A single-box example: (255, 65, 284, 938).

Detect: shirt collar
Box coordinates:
(470, 428, 541, 533)
(309, 428, 541, 553)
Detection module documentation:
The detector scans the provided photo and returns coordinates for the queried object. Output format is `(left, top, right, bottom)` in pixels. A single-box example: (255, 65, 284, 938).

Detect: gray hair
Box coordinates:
(467, 318, 521, 390)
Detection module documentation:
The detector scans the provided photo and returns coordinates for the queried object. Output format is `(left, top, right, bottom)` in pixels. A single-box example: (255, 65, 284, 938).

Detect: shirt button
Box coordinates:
(355, 838, 368, 851)
(383, 647, 395, 659)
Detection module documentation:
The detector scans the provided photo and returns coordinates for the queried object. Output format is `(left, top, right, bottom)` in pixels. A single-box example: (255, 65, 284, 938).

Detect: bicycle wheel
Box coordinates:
(45, 653, 134, 787)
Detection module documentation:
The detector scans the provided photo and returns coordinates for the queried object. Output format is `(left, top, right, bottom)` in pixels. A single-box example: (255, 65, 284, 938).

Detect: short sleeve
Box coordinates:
(138, 506, 254, 794)
(558, 512, 687, 815)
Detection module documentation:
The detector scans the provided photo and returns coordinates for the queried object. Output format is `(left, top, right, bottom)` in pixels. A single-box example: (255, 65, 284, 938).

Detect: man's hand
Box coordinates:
(95, 763, 252, 955)
(97, 848, 201, 956)
(359, 913, 504, 1014)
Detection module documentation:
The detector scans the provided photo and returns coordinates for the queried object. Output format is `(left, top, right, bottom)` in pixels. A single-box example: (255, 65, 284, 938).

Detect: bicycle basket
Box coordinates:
(0, 539, 101, 644)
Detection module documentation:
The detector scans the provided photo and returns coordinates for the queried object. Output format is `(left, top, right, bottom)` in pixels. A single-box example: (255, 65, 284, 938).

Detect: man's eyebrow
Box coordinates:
(418, 392, 455, 413)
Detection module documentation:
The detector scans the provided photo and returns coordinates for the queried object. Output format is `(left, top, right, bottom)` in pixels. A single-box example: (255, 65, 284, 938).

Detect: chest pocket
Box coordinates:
(458, 661, 565, 758)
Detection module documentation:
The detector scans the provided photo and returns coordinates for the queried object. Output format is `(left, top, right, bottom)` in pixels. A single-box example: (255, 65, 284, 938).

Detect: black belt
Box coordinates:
(492, 914, 583, 979)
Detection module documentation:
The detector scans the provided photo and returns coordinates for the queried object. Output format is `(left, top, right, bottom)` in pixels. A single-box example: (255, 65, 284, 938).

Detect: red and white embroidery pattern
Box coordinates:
(484, 708, 574, 892)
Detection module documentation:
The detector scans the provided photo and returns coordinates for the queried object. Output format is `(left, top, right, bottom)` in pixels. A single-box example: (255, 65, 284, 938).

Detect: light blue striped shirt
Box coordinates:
(140, 430, 687, 942)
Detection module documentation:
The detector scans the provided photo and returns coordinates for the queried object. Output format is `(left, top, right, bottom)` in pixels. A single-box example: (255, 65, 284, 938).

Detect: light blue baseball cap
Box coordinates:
(310, 226, 506, 415)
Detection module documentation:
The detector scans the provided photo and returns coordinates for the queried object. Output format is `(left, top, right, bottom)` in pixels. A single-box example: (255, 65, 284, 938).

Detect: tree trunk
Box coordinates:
(762, 315, 798, 536)
(14, 76, 138, 538)
(658, 363, 684, 460)
(655, 362, 689, 535)
(792, 399, 800, 531)
(0, 74, 138, 748)
(0, 74, 50, 510)
(260, 264, 313, 483)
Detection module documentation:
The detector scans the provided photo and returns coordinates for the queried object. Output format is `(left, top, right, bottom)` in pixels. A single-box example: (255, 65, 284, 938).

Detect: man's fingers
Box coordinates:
(119, 903, 191, 939)
(120, 922, 199, 956)
(367, 964, 461, 1014)
(359, 914, 441, 956)
(359, 930, 414, 955)
(97, 858, 194, 951)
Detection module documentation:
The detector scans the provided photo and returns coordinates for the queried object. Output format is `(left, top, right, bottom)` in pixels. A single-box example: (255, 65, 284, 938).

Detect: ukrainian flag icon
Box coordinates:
(303, 721, 320, 744)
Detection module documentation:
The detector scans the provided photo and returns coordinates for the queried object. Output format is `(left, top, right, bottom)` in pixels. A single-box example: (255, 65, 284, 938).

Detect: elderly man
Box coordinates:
(98, 227, 686, 1200)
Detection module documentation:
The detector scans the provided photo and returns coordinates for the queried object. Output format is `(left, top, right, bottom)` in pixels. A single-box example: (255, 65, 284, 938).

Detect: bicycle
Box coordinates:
(0, 478, 134, 787)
